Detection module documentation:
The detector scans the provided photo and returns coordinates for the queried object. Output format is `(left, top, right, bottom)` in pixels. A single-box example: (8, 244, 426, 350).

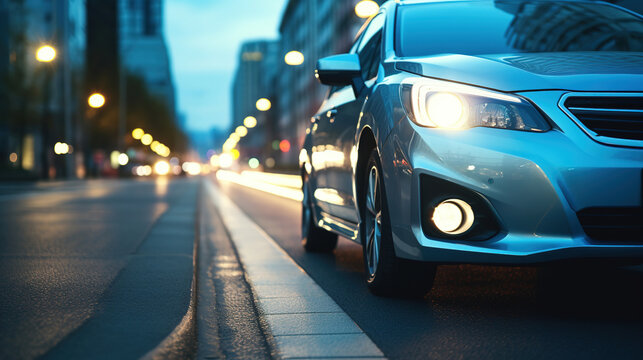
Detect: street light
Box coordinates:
(256, 98, 271, 112)
(236, 126, 248, 137)
(355, 0, 379, 18)
(284, 50, 304, 66)
(141, 133, 153, 146)
(36, 45, 56, 62)
(132, 128, 144, 140)
(88, 93, 106, 108)
(244, 116, 257, 128)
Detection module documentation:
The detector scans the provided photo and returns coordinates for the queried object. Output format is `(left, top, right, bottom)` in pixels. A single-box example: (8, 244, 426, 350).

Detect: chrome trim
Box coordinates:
(567, 107, 643, 114)
(319, 211, 359, 241)
(558, 92, 643, 148)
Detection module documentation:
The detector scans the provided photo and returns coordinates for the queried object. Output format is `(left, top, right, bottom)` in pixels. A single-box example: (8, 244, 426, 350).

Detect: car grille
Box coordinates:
(577, 207, 643, 244)
(563, 96, 643, 141)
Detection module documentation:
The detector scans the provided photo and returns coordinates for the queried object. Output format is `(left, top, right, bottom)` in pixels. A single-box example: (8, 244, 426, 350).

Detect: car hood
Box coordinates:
(395, 52, 643, 92)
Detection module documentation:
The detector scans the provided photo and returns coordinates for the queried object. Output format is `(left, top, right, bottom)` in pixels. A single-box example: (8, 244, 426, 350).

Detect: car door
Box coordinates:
(311, 13, 385, 224)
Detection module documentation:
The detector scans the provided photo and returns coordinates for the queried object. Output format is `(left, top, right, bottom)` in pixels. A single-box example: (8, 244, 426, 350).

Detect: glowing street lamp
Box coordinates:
(284, 50, 304, 66)
(132, 128, 144, 140)
(235, 126, 248, 137)
(256, 98, 271, 112)
(141, 133, 153, 146)
(355, 0, 379, 18)
(88, 93, 106, 108)
(36, 45, 56, 62)
(243, 116, 257, 128)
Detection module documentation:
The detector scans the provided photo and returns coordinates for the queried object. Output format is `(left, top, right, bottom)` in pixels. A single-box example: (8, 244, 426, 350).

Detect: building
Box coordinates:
(118, 0, 176, 120)
(1, 0, 86, 179)
(230, 39, 280, 160)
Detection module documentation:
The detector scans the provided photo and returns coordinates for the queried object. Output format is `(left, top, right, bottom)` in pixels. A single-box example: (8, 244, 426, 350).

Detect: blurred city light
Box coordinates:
(241, 171, 302, 189)
(219, 153, 233, 169)
(132, 128, 144, 140)
(210, 154, 220, 167)
(284, 50, 304, 66)
(265, 157, 275, 168)
(135, 165, 153, 177)
(279, 139, 291, 153)
(230, 133, 241, 142)
(256, 98, 271, 111)
(36, 45, 56, 62)
(182, 162, 202, 176)
(154, 160, 170, 176)
(248, 158, 260, 169)
(230, 149, 240, 160)
(216, 170, 303, 202)
(243, 116, 257, 128)
(235, 126, 248, 137)
(141, 134, 153, 145)
(88, 93, 106, 108)
(9, 152, 18, 163)
(54, 142, 70, 155)
(355, 0, 380, 18)
(118, 153, 129, 166)
(110, 150, 121, 169)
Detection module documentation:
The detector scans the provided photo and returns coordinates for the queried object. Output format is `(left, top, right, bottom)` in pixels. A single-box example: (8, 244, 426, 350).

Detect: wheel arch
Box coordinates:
(354, 126, 378, 244)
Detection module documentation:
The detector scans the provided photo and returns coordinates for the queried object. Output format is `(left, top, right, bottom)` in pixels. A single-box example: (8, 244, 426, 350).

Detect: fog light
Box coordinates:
(432, 199, 474, 235)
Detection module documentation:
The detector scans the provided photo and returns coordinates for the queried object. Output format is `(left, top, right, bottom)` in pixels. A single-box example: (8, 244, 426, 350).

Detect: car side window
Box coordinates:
(357, 13, 385, 81)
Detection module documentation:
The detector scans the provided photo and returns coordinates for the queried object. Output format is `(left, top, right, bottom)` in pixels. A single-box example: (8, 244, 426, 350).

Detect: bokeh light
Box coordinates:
(154, 160, 170, 175)
(248, 158, 260, 169)
(88, 93, 106, 108)
(284, 50, 304, 66)
(36, 45, 56, 62)
(256, 98, 271, 111)
(132, 128, 144, 140)
(244, 116, 257, 128)
(141, 134, 153, 145)
(355, 0, 379, 18)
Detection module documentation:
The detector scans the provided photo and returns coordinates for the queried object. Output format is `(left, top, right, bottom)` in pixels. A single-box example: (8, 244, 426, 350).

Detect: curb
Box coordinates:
(205, 180, 386, 359)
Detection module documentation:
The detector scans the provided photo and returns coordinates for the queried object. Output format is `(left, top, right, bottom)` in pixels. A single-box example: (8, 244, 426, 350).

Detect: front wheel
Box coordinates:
(361, 149, 436, 298)
(301, 174, 337, 252)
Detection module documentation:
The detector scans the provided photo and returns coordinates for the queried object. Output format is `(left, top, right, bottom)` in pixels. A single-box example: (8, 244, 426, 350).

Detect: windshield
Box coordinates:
(395, 1, 643, 57)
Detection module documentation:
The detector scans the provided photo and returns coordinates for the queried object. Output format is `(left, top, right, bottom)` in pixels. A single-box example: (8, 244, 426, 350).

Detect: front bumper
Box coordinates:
(383, 90, 643, 264)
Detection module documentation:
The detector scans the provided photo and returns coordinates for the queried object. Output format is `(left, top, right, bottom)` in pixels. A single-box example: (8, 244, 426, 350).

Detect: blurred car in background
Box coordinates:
(299, 0, 643, 297)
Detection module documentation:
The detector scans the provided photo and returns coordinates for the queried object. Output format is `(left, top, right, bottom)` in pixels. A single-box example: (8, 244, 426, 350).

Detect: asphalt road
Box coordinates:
(213, 176, 643, 360)
(0, 178, 198, 359)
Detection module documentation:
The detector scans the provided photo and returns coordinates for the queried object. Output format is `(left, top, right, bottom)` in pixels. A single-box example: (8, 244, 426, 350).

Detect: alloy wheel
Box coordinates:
(364, 165, 382, 278)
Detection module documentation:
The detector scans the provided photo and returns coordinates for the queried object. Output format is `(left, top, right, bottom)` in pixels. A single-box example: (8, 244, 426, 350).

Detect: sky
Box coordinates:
(164, 0, 288, 134)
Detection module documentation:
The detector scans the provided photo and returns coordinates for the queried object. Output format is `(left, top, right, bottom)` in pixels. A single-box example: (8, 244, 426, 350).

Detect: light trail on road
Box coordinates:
(215, 170, 303, 201)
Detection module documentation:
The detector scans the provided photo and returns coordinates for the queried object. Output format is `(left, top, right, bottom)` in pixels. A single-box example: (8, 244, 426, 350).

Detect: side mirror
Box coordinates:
(315, 53, 364, 96)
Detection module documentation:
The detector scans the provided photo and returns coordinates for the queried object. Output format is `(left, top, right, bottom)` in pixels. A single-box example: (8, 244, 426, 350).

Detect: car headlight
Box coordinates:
(403, 79, 550, 132)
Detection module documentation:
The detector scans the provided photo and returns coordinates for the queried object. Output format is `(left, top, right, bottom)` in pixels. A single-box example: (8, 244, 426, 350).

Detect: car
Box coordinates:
(299, 0, 643, 297)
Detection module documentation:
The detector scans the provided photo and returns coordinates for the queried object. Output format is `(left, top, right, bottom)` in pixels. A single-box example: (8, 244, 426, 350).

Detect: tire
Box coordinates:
(301, 173, 338, 252)
(361, 149, 437, 298)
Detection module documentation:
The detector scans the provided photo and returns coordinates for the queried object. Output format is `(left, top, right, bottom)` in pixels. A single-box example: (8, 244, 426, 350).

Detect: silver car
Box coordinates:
(300, 0, 643, 297)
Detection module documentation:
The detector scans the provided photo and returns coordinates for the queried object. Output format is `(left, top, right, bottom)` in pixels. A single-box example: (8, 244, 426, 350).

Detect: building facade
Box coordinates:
(231, 39, 280, 160)
(118, 0, 175, 118)
(1, 0, 86, 179)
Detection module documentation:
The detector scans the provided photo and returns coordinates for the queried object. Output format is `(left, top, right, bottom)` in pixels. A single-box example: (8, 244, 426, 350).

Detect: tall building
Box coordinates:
(1, 0, 86, 179)
(0, 0, 9, 167)
(118, 0, 175, 118)
(231, 39, 279, 159)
